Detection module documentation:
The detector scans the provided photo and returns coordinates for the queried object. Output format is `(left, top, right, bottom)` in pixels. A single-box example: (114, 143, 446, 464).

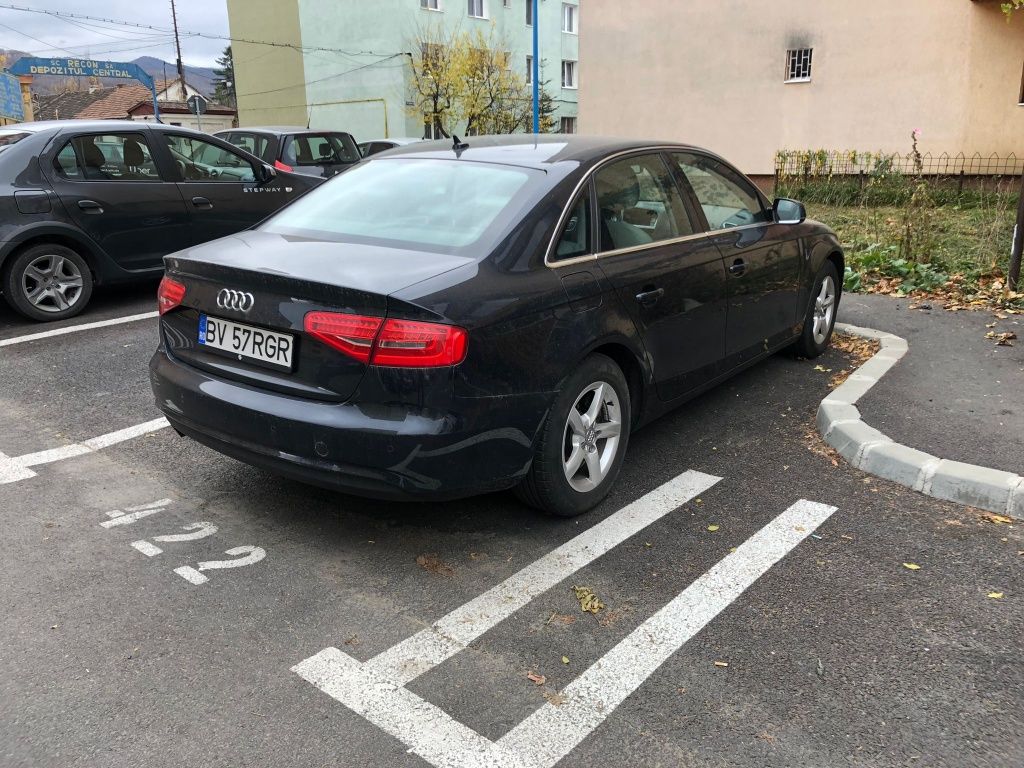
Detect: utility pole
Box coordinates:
(1010, 167, 1024, 292)
(531, 0, 539, 133)
(170, 0, 186, 101)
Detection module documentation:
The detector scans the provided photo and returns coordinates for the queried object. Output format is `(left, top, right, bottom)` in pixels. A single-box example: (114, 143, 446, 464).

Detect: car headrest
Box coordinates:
(82, 140, 106, 169)
(123, 138, 144, 166)
(317, 141, 331, 157)
(596, 163, 641, 211)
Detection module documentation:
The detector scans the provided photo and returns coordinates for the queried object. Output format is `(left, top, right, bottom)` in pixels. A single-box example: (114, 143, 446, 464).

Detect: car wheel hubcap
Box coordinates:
(812, 275, 835, 345)
(22, 254, 84, 313)
(562, 381, 622, 493)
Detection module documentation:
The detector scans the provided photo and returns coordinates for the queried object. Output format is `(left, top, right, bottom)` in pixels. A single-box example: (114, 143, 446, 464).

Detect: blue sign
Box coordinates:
(0, 72, 24, 121)
(9, 57, 160, 122)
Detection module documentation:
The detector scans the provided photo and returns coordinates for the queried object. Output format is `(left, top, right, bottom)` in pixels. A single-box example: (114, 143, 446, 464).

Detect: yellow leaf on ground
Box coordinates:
(707, 524, 720, 532)
(903, 563, 921, 570)
(982, 513, 1014, 525)
(572, 585, 605, 614)
(561, 656, 570, 664)
(987, 592, 1004, 599)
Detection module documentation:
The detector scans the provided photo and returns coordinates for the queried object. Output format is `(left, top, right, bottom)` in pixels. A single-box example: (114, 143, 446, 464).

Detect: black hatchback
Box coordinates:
(0, 120, 319, 321)
(150, 135, 843, 517)
(215, 127, 361, 179)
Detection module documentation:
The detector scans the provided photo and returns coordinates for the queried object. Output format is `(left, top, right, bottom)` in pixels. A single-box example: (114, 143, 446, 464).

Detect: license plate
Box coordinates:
(198, 314, 294, 371)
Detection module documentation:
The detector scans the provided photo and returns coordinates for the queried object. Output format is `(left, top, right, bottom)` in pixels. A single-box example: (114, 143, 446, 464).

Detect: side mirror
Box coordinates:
(255, 162, 277, 183)
(773, 197, 806, 225)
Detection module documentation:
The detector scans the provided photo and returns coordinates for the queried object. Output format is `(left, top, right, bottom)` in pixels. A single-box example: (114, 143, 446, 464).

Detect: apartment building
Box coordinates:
(226, 0, 580, 139)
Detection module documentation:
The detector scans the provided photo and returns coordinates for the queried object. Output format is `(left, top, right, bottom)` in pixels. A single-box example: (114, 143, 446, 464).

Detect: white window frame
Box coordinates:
(559, 116, 577, 134)
(785, 48, 813, 83)
(467, 0, 486, 19)
(562, 3, 577, 34)
(420, 0, 442, 11)
(561, 59, 577, 89)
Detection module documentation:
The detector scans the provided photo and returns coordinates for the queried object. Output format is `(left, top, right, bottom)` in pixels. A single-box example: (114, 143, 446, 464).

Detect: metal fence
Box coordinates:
(775, 150, 1022, 183)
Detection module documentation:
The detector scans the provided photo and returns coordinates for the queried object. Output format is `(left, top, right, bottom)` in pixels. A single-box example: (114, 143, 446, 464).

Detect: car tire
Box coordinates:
(2, 243, 93, 322)
(792, 261, 839, 359)
(515, 354, 631, 517)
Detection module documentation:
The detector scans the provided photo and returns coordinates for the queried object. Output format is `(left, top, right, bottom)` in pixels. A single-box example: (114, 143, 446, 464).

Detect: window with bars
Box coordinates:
(468, 0, 485, 18)
(786, 48, 813, 82)
(561, 60, 577, 89)
(562, 3, 577, 34)
(559, 116, 577, 134)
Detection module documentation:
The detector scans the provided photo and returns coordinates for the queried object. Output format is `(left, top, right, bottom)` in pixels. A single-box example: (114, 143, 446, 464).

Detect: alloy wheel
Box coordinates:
(562, 381, 622, 493)
(21, 253, 85, 314)
(811, 274, 836, 345)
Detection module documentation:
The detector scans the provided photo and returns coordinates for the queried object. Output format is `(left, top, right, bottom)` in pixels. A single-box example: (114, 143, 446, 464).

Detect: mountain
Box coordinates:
(130, 56, 216, 96)
(2, 50, 217, 97)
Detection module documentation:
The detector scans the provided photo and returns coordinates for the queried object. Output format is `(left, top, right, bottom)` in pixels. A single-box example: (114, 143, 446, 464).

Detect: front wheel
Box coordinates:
(515, 354, 631, 517)
(793, 261, 839, 359)
(2, 243, 93, 322)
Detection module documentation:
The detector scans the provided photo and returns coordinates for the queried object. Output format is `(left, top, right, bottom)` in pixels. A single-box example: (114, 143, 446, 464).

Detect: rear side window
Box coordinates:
(224, 131, 271, 161)
(594, 154, 694, 252)
(672, 153, 768, 230)
(52, 133, 160, 181)
(0, 131, 30, 152)
(553, 186, 591, 261)
(283, 133, 360, 166)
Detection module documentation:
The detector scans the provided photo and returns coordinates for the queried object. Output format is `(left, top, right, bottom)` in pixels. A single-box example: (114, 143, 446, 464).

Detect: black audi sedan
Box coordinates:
(150, 136, 842, 517)
(0, 120, 318, 321)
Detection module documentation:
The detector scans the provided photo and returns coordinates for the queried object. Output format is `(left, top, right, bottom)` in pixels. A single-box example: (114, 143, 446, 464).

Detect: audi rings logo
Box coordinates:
(216, 289, 255, 312)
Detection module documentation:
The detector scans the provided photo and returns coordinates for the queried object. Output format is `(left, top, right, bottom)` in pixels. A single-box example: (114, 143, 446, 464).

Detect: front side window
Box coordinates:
(561, 60, 577, 89)
(562, 3, 577, 33)
(53, 133, 160, 181)
(786, 48, 813, 82)
(283, 133, 360, 167)
(672, 152, 768, 230)
(163, 134, 255, 182)
(553, 186, 590, 260)
(263, 158, 538, 252)
(594, 154, 694, 253)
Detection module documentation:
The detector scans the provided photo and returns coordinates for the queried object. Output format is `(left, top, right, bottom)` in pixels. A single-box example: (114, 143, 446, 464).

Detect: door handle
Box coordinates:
(77, 199, 103, 214)
(635, 287, 664, 306)
(729, 258, 747, 276)
(191, 196, 213, 209)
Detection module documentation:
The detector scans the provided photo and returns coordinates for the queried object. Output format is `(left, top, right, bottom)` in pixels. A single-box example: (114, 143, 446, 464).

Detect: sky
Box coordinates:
(0, 0, 231, 68)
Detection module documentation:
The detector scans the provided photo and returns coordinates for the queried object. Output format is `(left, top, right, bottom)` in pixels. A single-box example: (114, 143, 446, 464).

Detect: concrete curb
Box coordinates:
(817, 323, 1023, 517)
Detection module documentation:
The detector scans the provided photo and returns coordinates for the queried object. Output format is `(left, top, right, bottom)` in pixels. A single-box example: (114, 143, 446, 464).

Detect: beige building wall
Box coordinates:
(579, 0, 1024, 175)
(226, 0, 308, 127)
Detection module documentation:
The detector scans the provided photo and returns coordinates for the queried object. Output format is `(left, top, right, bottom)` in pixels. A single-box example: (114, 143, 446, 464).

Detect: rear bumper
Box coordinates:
(149, 349, 550, 501)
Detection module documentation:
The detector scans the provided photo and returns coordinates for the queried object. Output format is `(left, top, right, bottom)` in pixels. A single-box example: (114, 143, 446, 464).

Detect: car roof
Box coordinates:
(360, 137, 423, 145)
(216, 126, 353, 136)
(5, 119, 220, 137)
(373, 134, 705, 170)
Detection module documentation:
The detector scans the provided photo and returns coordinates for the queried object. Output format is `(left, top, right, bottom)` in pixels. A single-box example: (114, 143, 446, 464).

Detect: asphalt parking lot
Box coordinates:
(1, 290, 1021, 768)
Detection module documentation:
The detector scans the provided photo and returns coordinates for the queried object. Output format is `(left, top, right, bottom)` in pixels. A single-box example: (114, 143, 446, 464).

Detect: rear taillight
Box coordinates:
(157, 276, 186, 315)
(304, 312, 468, 367)
(273, 159, 293, 172)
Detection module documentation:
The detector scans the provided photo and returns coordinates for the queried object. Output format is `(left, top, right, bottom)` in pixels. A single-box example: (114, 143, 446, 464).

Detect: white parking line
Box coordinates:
(0, 311, 158, 348)
(293, 490, 837, 768)
(0, 417, 170, 484)
(369, 469, 723, 686)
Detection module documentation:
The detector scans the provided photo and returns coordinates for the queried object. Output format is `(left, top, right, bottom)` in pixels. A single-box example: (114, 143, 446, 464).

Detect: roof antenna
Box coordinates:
(452, 134, 469, 156)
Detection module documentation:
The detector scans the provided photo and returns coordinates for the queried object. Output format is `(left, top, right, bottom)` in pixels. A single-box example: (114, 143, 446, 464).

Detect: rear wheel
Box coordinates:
(3, 243, 93, 322)
(516, 354, 631, 517)
(793, 261, 839, 359)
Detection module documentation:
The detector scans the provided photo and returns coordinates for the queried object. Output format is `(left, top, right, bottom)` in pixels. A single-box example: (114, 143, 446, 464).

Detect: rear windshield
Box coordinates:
(283, 133, 360, 166)
(0, 131, 30, 153)
(262, 158, 539, 251)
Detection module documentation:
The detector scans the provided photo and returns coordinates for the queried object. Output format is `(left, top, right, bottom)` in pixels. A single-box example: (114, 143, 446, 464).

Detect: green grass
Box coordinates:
(806, 202, 1018, 295)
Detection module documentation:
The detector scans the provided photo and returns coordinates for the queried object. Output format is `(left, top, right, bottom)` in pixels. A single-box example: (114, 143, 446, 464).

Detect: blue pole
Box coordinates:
(531, 0, 539, 133)
(150, 84, 162, 123)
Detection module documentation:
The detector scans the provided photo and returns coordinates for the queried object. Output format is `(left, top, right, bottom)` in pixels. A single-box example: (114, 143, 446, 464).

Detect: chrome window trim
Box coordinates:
(545, 145, 760, 269)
